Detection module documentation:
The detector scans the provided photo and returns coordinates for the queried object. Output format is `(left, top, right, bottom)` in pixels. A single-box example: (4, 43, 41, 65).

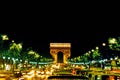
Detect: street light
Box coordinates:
(102, 43, 106, 46)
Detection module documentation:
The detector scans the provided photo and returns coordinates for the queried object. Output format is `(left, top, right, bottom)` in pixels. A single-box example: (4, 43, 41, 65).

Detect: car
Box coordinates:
(48, 74, 89, 80)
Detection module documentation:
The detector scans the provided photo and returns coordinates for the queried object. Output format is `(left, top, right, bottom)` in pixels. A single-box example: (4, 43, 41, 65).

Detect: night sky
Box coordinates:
(1, 6, 119, 58)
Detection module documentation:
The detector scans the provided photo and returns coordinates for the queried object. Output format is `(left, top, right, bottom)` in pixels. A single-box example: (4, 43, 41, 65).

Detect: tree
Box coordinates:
(9, 40, 22, 58)
(81, 54, 88, 64)
(91, 47, 101, 60)
(9, 40, 22, 71)
(108, 37, 120, 57)
(108, 37, 119, 50)
(0, 34, 9, 69)
(108, 37, 120, 67)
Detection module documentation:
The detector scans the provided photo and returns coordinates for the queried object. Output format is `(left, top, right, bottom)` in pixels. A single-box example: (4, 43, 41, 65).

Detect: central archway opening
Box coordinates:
(57, 51, 63, 63)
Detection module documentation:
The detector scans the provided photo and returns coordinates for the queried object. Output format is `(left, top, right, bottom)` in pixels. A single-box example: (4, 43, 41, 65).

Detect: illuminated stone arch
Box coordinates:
(50, 43, 71, 63)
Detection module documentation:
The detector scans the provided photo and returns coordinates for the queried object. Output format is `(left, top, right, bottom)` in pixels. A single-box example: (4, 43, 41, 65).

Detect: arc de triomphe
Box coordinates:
(50, 43, 71, 63)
